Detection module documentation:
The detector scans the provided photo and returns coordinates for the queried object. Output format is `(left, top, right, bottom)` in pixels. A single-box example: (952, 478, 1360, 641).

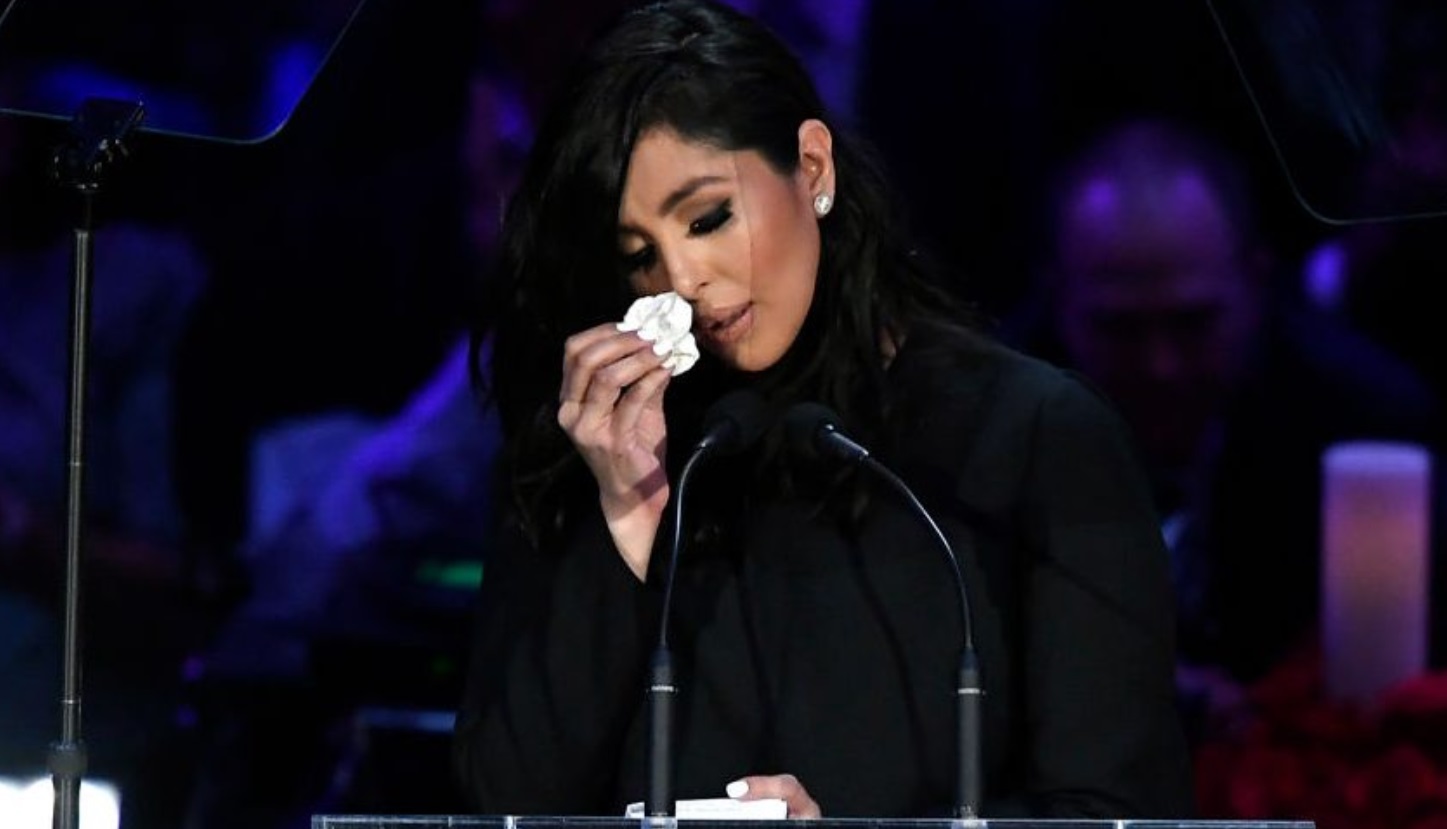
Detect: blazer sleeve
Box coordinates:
(453, 506, 658, 814)
(1014, 371, 1195, 817)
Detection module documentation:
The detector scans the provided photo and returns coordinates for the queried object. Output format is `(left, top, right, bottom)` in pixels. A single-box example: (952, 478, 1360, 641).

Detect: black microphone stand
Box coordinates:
(786, 404, 984, 819)
(644, 443, 711, 820)
(645, 389, 767, 822)
(859, 458, 983, 819)
(46, 96, 146, 829)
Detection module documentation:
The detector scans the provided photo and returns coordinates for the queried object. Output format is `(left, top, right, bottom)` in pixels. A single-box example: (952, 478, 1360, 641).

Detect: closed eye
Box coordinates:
(621, 200, 731, 274)
(689, 200, 732, 236)
(621, 245, 656, 274)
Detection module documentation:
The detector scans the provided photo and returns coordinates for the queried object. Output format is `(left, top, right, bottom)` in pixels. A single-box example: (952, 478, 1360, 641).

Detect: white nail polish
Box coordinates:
(726, 779, 749, 799)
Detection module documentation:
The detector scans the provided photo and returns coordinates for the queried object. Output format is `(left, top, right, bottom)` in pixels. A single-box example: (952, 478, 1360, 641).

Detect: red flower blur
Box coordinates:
(1194, 644, 1447, 829)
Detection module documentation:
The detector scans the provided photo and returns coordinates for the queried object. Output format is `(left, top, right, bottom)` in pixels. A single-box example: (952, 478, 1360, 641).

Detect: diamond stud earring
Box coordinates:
(813, 193, 834, 217)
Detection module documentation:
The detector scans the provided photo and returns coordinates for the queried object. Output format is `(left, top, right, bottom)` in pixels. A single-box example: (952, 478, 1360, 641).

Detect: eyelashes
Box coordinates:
(622, 247, 655, 273)
(621, 199, 734, 274)
(688, 200, 732, 235)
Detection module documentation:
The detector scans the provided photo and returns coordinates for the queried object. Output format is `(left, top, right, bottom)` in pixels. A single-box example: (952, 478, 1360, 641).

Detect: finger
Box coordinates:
(560, 329, 654, 405)
(560, 322, 627, 372)
(728, 775, 821, 819)
(581, 344, 666, 406)
(560, 346, 665, 441)
(559, 327, 635, 404)
(611, 365, 671, 436)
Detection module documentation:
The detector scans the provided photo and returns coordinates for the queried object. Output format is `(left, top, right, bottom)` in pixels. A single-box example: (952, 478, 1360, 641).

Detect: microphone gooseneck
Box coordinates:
(784, 402, 985, 819)
(646, 389, 769, 817)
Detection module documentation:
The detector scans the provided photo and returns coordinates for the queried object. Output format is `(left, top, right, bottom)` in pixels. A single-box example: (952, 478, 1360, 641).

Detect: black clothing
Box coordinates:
(455, 332, 1193, 818)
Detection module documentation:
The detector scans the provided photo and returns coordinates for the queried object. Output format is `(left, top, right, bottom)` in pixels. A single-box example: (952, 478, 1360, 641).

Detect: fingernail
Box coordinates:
(726, 779, 749, 799)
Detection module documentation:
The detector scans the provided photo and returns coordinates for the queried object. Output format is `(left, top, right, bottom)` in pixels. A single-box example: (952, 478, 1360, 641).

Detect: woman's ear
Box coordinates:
(797, 119, 835, 210)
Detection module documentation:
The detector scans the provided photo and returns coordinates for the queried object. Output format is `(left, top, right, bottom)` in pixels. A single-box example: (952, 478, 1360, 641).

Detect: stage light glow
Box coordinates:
(0, 777, 120, 829)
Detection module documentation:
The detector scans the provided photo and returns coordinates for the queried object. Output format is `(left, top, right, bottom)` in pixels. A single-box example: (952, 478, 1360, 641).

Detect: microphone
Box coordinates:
(646, 388, 770, 818)
(784, 402, 985, 819)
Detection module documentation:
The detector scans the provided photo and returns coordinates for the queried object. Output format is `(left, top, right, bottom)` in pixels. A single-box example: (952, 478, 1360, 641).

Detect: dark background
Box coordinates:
(2, 0, 1443, 826)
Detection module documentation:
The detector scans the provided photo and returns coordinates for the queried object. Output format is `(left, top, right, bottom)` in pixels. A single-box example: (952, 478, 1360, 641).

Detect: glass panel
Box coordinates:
(1206, 0, 1447, 222)
(0, 0, 366, 143)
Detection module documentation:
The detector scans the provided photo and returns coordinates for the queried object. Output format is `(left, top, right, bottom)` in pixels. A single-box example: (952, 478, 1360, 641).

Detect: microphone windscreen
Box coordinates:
(701, 389, 771, 455)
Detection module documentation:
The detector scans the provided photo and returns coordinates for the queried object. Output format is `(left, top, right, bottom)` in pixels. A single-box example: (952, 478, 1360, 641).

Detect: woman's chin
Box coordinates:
(711, 345, 782, 374)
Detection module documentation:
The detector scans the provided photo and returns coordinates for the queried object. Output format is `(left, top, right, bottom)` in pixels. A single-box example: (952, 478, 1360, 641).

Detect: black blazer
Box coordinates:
(454, 330, 1194, 818)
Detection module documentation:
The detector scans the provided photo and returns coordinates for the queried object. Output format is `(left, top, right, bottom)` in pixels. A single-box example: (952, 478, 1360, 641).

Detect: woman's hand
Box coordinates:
(727, 774, 822, 819)
(557, 323, 673, 580)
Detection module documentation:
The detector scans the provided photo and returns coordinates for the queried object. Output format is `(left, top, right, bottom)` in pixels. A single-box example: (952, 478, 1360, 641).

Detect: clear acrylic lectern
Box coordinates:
(311, 816, 1316, 829)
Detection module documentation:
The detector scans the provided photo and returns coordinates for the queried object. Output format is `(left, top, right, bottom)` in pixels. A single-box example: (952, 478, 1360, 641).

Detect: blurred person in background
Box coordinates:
(178, 5, 542, 823)
(1003, 115, 1443, 741)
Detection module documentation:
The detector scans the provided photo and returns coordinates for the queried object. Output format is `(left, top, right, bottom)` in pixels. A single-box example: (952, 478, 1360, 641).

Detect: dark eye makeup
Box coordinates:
(689, 200, 733, 235)
(620, 199, 733, 274)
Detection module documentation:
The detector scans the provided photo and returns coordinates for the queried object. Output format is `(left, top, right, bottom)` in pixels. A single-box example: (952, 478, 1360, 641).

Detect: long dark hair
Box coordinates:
(472, 0, 978, 548)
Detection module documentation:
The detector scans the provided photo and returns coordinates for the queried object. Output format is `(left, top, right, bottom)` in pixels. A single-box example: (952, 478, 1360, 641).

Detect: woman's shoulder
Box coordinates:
(889, 324, 1147, 507)
(895, 322, 1101, 415)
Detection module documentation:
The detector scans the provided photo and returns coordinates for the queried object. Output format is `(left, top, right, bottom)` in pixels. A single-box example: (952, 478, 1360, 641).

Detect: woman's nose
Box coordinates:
(659, 248, 706, 299)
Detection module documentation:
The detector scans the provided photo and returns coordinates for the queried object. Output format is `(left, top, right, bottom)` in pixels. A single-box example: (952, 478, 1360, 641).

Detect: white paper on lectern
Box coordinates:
(624, 798, 788, 820)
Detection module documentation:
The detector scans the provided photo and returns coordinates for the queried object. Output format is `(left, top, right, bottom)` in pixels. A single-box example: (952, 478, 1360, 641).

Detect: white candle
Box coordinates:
(1321, 441, 1432, 702)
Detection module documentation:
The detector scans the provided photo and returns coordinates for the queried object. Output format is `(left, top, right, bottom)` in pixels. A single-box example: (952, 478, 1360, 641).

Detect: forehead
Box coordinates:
(626, 129, 734, 185)
(1064, 171, 1235, 251)
(619, 127, 791, 231)
(1058, 170, 1246, 296)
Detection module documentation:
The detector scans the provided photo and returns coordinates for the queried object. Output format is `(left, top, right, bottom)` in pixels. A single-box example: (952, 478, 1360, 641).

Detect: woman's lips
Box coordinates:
(698, 304, 752, 347)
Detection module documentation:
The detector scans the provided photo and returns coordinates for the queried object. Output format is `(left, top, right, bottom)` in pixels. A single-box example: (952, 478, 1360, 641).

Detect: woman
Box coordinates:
(454, 0, 1193, 818)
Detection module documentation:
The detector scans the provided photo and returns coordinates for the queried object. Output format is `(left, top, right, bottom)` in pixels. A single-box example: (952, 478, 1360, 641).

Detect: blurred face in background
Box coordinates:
(1053, 168, 1266, 471)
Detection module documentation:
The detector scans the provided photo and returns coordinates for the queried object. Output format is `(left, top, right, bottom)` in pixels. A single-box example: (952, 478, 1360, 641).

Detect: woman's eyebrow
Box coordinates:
(656, 175, 728, 217)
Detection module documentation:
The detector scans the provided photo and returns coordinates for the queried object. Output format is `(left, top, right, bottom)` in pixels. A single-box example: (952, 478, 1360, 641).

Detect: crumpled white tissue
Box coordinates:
(617, 291, 700, 376)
